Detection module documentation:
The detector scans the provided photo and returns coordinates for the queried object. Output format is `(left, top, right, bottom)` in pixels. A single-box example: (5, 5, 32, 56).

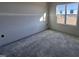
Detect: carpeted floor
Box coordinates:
(0, 30, 79, 57)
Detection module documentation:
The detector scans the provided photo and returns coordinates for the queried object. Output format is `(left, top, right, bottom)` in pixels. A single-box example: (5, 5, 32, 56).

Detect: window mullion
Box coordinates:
(65, 4, 67, 24)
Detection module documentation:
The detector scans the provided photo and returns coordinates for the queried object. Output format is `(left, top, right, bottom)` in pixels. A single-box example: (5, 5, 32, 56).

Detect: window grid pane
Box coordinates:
(66, 3, 78, 26)
(56, 5, 65, 24)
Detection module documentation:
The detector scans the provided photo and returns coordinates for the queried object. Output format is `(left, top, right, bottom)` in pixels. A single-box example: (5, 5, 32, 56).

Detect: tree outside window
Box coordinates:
(70, 10, 74, 14)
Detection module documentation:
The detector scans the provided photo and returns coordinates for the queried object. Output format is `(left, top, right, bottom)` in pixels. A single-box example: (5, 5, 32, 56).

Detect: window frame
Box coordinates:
(56, 3, 79, 26)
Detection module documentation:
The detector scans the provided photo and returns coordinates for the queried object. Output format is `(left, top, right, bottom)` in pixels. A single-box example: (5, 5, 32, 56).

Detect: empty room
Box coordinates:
(0, 2, 79, 57)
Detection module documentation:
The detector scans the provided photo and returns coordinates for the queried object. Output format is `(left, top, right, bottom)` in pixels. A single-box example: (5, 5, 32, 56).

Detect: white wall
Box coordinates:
(0, 2, 48, 46)
(48, 2, 79, 36)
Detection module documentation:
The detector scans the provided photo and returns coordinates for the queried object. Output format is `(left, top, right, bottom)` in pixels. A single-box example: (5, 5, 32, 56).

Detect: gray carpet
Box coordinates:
(0, 30, 79, 57)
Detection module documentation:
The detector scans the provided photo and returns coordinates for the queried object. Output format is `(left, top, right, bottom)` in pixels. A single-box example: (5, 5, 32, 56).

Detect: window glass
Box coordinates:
(56, 5, 65, 24)
(66, 3, 78, 26)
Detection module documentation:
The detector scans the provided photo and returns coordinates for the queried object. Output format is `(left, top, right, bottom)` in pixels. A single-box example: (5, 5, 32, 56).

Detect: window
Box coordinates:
(56, 3, 78, 26)
(56, 5, 65, 24)
(66, 3, 78, 26)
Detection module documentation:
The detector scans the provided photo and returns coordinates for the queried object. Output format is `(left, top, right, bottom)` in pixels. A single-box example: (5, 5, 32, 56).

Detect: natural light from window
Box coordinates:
(56, 3, 78, 26)
(40, 12, 47, 22)
(66, 3, 78, 26)
(56, 5, 65, 24)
